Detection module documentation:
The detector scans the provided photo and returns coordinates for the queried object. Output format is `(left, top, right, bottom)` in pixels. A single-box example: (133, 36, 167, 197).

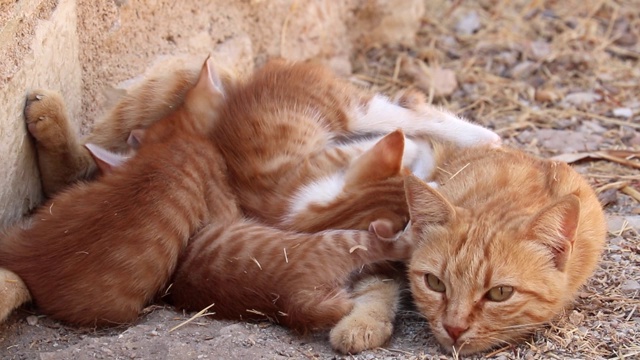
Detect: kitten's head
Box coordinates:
(84, 57, 227, 174)
(404, 175, 581, 355)
(141, 56, 226, 144)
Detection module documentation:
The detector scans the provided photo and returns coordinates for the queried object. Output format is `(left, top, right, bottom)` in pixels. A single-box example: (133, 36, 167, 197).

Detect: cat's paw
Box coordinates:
(24, 90, 71, 147)
(329, 312, 393, 354)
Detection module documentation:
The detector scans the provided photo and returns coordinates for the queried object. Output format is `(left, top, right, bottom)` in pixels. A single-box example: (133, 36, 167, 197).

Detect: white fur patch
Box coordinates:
(287, 173, 345, 220)
(351, 95, 418, 134)
(403, 138, 436, 181)
(350, 94, 500, 147)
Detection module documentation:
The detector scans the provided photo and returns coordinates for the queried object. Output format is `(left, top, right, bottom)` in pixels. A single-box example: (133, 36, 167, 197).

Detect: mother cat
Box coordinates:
(3, 59, 605, 355)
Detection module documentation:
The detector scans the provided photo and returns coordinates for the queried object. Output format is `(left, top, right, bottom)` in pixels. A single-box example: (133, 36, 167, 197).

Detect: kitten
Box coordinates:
(0, 59, 415, 331)
(402, 136, 606, 354)
(0, 59, 231, 326)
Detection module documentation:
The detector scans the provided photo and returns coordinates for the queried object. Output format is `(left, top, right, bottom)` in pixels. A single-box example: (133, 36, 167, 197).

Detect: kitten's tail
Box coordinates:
(0, 268, 31, 323)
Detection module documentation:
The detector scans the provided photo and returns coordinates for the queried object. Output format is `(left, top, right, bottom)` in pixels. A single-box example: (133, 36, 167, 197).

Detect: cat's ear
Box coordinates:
(127, 129, 146, 149)
(84, 143, 131, 175)
(344, 129, 405, 188)
(404, 174, 455, 225)
(194, 56, 225, 98)
(528, 194, 581, 272)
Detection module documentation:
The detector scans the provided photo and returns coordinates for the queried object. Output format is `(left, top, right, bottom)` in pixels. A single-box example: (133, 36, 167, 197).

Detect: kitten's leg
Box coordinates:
(330, 275, 401, 354)
(170, 221, 414, 332)
(0, 268, 31, 323)
(24, 90, 96, 196)
(348, 89, 501, 148)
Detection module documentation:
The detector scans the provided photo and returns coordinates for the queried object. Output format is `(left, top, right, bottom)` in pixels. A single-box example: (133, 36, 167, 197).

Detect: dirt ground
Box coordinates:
(1, 0, 639, 359)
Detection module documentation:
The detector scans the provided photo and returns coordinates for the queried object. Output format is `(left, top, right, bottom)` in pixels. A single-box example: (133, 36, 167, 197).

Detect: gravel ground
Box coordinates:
(1, 0, 639, 359)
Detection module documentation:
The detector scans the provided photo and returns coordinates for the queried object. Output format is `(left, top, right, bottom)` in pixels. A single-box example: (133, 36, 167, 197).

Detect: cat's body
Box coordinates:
(211, 60, 501, 234)
(1, 59, 606, 355)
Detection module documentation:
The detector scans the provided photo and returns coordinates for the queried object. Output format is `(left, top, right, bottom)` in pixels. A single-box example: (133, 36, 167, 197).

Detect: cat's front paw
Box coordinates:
(24, 90, 71, 147)
(329, 312, 393, 354)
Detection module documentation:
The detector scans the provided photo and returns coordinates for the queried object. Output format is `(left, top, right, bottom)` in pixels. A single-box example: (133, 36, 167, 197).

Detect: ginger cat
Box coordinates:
(400, 134, 606, 353)
(10, 59, 500, 352)
(0, 59, 414, 331)
(3, 58, 605, 356)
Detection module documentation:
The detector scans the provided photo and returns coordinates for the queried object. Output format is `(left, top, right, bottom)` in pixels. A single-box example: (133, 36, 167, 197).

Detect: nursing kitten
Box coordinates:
(0, 60, 231, 326)
(0, 60, 415, 331)
(402, 136, 606, 354)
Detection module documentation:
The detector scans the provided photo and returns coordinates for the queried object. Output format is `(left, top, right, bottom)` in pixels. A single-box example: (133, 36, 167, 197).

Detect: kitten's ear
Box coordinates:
(194, 56, 224, 98)
(528, 194, 581, 272)
(84, 143, 131, 175)
(404, 174, 455, 225)
(344, 129, 405, 188)
(369, 219, 399, 240)
(185, 56, 225, 124)
(127, 129, 146, 149)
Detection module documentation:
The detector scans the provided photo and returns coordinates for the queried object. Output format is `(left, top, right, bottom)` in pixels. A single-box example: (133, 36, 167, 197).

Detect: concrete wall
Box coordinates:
(0, 0, 424, 229)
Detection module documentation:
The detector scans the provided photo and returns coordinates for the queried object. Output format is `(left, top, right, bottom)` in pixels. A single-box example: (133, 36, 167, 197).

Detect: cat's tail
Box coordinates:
(0, 268, 31, 323)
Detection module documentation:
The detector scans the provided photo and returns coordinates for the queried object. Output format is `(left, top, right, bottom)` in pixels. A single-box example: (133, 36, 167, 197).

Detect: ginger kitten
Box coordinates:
(0, 59, 231, 326)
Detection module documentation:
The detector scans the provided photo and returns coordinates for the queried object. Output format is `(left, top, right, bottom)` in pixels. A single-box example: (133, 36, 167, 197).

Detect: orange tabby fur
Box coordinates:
(0, 59, 415, 333)
(403, 139, 606, 354)
(0, 60, 231, 326)
(3, 59, 605, 356)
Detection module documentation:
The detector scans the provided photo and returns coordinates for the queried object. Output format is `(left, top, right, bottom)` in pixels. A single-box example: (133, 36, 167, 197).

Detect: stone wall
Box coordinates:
(0, 0, 424, 229)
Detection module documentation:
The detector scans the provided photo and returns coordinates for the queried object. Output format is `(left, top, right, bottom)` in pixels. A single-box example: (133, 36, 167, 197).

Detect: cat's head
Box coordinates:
(84, 57, 226, 174)
(404, 175, 581, 355)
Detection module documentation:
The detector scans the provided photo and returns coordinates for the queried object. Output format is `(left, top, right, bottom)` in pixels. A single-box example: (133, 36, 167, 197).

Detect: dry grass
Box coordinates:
(350, 0, 640, 359)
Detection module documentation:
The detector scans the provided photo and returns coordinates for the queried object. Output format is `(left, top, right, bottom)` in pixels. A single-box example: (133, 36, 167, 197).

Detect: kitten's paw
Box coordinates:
(24, 90, 71, 146)
(393, 88, 427, 111)
(330, 313, 393, 354)
(0, 269, 31, 323)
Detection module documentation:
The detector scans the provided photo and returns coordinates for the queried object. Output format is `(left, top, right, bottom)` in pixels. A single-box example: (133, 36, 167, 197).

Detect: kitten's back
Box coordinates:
(0, 59, 233, 326)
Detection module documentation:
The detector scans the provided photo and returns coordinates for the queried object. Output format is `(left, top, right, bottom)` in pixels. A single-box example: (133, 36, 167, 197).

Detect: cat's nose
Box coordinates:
(443, 324, 469, 342)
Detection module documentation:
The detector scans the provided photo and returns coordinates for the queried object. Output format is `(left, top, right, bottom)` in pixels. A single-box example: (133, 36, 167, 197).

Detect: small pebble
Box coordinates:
(621, 279, 640, 292)
(612, 107, 633, 118)
(26, 315, 38, 326)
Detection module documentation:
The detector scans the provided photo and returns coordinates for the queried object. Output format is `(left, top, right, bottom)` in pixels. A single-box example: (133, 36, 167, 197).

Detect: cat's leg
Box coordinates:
(0, 268, 31, 323)
(330, 274, 402, 354)
(24, 90, 96, 197)
(347, 89, 501, 148)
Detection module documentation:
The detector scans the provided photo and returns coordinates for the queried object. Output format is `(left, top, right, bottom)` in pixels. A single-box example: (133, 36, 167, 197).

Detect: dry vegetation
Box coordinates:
(349, 0, 639, 358)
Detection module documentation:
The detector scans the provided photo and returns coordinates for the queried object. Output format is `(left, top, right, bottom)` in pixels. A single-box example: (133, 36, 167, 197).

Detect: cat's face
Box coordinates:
(404, 175, 575, 354)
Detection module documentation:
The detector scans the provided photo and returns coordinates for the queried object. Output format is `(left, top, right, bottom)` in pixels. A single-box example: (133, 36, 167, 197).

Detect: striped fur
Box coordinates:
(0, 60, 232, 326)
(405, 143, 607, 355)
(170, 220, 414, 332)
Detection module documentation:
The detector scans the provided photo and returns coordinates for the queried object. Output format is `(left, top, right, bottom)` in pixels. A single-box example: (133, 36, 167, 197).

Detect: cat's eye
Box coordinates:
(425, 274, 446, 293)
(486, 286, 514, 302)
